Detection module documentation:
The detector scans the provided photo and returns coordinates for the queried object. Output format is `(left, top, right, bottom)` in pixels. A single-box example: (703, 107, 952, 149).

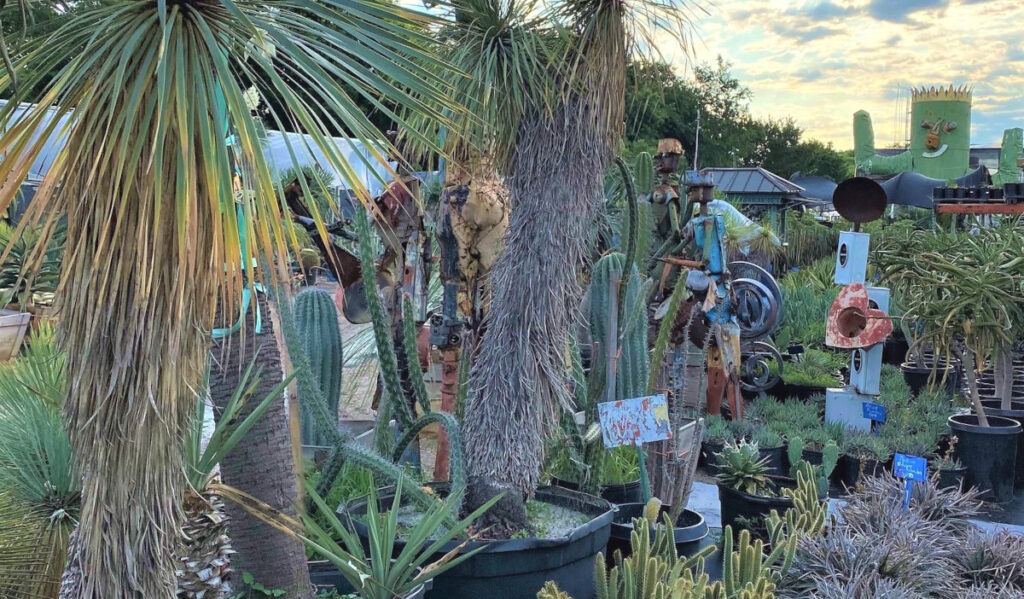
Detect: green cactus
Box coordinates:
(649, 273, 687, 389)
(352, 206, 413, 429)
(537, 581, 572, 599)
(275, 285, 447, 519)
(391, 411, 466, 493)
(633, 152, 655, 197)
(720, 526, 779, 599)
(787, 437, 838, 496)
(293, 287, 343, 446)
(785, 437, 803, 476)
(589, 252, 650, 403)
(401, 296, 431, 415)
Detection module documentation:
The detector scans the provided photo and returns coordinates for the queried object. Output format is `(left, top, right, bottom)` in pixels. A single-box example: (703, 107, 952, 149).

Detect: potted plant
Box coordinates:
(877, 226, 1024, 502)
(606, 498, 710, 561)
(701, 415, 734, 475)
(750, 428, 785, 476)
(930, 456, 967, 490)
(775, 349, 844, 399)
(837, 432, 891, 489)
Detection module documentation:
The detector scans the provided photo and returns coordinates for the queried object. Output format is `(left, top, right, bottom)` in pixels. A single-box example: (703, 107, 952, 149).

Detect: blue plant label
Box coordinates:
(598, 394, 672, 448)
(893, 453, 927, 482)
(861, 401, 887, 423)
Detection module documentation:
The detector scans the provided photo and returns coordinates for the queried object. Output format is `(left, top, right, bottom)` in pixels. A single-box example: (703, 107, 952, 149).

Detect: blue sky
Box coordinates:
(658, 0, 1024, 149)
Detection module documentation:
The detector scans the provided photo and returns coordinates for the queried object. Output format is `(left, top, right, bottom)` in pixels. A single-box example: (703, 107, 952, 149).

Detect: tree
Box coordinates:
(454, 0, 700, 535)
(0, 2, 455, 598)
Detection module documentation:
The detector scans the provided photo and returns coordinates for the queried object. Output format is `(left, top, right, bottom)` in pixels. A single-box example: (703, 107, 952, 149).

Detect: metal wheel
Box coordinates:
(741, 341, 783, 392)
(733, 278, 780, 340)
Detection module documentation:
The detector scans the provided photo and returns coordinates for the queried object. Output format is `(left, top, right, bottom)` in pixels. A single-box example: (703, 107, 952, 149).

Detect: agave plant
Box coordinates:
(221, 480, 499, 599)
(715, 440, 771, 496)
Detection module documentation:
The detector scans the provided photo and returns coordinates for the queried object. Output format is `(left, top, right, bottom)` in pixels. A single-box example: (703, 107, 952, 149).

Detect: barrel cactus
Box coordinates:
(294, 287, 343, 446)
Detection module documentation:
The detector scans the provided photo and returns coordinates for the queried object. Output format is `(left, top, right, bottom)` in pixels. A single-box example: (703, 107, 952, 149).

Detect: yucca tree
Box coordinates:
(448, 0, 700, 533)
(0, 2, 456, 598)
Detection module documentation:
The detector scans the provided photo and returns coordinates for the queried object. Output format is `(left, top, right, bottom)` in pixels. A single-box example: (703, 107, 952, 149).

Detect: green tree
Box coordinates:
(0, 2, 455, 598)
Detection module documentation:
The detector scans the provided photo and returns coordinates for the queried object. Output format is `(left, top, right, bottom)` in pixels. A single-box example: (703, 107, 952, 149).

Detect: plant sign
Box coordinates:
(862, 401, 886, 436)
(597, 394, 672, 449)
(893, 453, 927, 512)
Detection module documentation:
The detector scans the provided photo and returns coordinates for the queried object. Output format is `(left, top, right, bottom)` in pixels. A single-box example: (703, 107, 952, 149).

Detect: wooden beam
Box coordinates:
(935, 203, 1024, 215)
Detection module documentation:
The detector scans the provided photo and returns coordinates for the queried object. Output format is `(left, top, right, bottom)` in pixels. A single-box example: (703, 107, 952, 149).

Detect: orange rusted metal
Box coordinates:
(825, 282, 893, 349)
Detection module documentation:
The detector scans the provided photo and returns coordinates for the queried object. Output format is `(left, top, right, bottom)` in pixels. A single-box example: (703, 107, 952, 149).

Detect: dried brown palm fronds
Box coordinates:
(0, 2, 459, 598)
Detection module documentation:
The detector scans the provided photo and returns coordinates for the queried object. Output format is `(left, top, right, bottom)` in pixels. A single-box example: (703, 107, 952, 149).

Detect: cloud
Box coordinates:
(866, 0, 949, 22)
(800, 1, 856, 20)
(768, 23, 839, 43)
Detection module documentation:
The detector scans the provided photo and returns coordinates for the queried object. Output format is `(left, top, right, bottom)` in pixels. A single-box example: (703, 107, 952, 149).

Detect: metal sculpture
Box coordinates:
(824, 177, 894, 431)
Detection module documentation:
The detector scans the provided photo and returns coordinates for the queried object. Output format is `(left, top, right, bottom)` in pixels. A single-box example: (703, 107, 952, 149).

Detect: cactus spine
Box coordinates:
(293, 288, 343, 446)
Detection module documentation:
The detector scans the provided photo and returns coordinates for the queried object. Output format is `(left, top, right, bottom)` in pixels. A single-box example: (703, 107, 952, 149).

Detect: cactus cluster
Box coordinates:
(293, 287, 343, 446)
(589, 252, 652, 402)
(786, 438, 839, 496)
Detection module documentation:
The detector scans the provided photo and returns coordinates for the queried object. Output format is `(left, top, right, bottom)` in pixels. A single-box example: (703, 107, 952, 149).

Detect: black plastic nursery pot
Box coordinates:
(980, 400, 1024, 489)
(607, 503, 708, 560)
(758, 446, 786, 476)
(835, 454, 886, 490)
(308, 560, 431, 598)
(702, 440, 725, 476)
(933, 465, 967, 490)
(882, 334, 910, 367)
(717, 477, 796, 533)
(551, 477, 643, 505)
(901, 362, 958, 397)
(342, 485, 614, 599)
(600, 480, 643, 505)
(949, 414, 1022, 503)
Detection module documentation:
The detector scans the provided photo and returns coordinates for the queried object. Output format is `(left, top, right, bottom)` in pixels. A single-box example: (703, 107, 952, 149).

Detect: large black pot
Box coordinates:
(980, 400, 1024, 489)
(901, 362, 958, 397)
(933, 465, 967, 490)
(758, 446, 786, 477)
(551, 478, 644, 505)
(883, 334, 910, 367)
(308, 560, 431, 598)
(718, 477, 796, 533)
(343, 486, 613, 599)
(949, 414, 1022, 503)
(600, 480, 643, 505)
(607, 504, 708, 560)
(836, 454, 886, 490)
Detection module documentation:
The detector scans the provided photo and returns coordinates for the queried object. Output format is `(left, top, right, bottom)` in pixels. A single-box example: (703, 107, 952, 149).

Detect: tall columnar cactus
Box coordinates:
(589, 252, 651, 403)
(401, 296, 431, 415)
(293, 288, 343, 446)
(351, 206, 413, 430)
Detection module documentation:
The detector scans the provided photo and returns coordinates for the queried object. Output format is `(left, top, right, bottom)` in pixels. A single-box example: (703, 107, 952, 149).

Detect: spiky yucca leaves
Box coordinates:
(0, 492, 50, 599)
(957, 530, 1024, 592)
(0, 1, 457, 596)
(0, 323, 78, 598)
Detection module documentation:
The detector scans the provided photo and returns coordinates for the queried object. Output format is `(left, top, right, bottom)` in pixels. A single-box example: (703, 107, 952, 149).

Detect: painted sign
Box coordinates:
(861, 402, 887, 423)
(597, 394, 672, 448)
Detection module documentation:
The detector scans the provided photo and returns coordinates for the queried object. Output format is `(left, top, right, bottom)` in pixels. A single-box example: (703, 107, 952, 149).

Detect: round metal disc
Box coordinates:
(728, 261, 783, 310)
(833, 177, 887, 224)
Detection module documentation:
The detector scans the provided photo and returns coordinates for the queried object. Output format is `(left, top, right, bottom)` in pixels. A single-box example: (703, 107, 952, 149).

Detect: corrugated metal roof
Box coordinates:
(699, 167, 804, 195)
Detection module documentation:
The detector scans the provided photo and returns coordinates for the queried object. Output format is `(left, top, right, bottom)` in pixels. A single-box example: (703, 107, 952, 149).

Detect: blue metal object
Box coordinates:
(894, 453, 927, 481)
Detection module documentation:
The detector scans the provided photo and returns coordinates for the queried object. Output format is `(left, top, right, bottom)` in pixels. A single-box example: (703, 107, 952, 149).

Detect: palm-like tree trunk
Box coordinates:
(464, 107, 606, 532)
(209, 292, 312, 598)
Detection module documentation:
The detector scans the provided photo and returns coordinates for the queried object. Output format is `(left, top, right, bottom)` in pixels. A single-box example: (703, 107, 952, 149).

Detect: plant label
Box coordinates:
(598, 394, 672, 448)
(861, 402, 886, 423)
(893, 453, 927, 482)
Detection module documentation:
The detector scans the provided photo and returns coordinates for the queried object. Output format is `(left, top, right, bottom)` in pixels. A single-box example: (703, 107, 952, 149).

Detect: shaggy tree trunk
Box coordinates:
(209, 292, 312, 598)
(463, 107, 607, 535)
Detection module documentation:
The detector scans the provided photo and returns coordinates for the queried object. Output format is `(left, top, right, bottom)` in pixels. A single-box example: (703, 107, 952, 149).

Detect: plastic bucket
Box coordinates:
(949, 414, 1022, 503)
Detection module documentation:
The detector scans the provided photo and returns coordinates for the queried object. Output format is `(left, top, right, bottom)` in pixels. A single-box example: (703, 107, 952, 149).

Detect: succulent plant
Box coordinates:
(716, 441, 771, 496)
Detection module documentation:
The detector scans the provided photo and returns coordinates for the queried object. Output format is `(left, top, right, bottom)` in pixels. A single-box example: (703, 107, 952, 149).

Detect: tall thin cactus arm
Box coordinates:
(392, 411, 467, 493)
(649, 277, 687, 390)
(402, 296, 431, 415)
(615, 156, 639, 289)
(352, 206, 414, 428)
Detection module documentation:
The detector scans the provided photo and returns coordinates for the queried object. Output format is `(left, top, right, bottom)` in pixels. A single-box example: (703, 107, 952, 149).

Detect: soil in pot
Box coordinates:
(607, 504, 708, 560)
(980, 400, 1024, 489)
(342, 485, 614, 599)
(949, 414, 1022, 503)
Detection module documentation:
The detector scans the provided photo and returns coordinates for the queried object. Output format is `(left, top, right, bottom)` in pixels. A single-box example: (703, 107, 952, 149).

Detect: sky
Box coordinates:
(659, 0, 1024, 149)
